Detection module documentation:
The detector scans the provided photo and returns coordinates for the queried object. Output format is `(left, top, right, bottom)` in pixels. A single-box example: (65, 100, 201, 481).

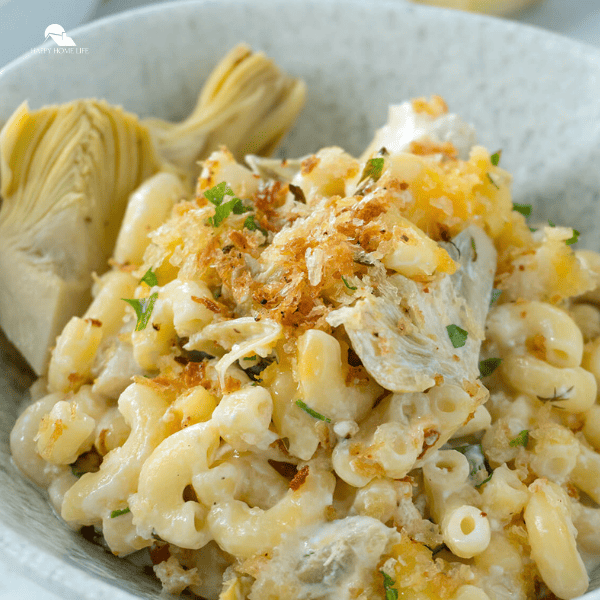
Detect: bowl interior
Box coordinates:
(1, 1, 600, 598)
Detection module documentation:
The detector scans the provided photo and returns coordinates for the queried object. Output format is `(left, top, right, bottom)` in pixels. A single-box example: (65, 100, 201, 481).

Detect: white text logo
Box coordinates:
(31, 24, 88, 54)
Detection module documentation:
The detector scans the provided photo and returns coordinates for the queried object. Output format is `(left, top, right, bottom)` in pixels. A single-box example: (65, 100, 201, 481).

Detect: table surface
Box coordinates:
(1, 0, 600, 597)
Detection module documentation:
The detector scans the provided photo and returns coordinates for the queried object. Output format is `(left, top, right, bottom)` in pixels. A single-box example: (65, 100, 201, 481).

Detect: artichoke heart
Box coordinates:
(143, 43, 307, 182)
(0, 99, 161, 374)
(326, 225, 497, 392)
(0, 44, 306, 376)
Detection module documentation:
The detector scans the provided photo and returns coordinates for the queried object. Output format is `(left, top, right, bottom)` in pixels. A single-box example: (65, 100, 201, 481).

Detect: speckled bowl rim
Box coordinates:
(1, 1, 600, 599)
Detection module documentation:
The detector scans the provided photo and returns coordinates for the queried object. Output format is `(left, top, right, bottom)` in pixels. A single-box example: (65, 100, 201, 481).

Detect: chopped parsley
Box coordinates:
(204, 181, 252, 227)
(476, 473, 493, 488)
(71, 465, 85, 478)
(244, 214, 268, 237)
(486, 172, 499, 189)
(182, 349, 215, 363)
(139, 267, 158, 288)
(341, 275, 357, 291)
(204, 181, 233, 204)
(547, 219, 581, 245)
(243, 355, 276, 382)
(210, 196, 251, 227)
(446, 324, 468, 348)
(380, 571, 398, 600)
(513, 203, 532, 217)
(454, 443, 492, 487)
(360, 157, 385, 183)
(490, 288, 502, 305)
(529, 227, 538, 233)
(537, 386, 574, 405)
(295, 399, 331, 423)
(471, 237, 477, 260)
(110, 507, 131, 518)
(243, 355, 258, 361)
(509, 430, 529, 448)
(122, 293, 158, 331)
(490, 150, 502, 166)
(566, 229, 580, 245)
(479, 358, 502, 377)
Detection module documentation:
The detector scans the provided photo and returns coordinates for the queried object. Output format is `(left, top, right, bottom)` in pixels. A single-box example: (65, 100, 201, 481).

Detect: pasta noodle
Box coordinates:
(7, 88, 600, 600)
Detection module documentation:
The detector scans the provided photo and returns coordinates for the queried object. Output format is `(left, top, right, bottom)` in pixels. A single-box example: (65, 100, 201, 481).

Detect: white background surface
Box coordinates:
(0, 0, 599, 598)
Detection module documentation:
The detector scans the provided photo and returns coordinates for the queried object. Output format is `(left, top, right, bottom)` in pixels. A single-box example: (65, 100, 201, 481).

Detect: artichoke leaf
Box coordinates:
(143, 43, 307, 182)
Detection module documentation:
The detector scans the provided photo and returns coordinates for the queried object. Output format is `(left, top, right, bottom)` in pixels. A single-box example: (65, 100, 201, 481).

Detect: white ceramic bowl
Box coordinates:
(1, 1, 600, 598)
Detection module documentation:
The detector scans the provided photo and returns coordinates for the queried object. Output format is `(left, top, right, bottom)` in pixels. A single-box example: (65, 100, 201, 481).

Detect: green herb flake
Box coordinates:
(537, 386, 574, 404)
(509, 430, 529, 448)
(295, 399, 331, 423)
(243, 356, 276, 383)
(234, 198, 253, 215)
(548, 220, 555, 227)
(454, 443, 493, 487)
(213, 287, 222, 299)
(455, 444, 484, 478)
(565, 229, 580, 246)
(446, 324, 468, 348)
(244, 214, 268, 237)
(122, 293, 159, 331)
(110, 507, 131, 518)
(486, 173, 499, 189)
(490, 150, 502, 166)
(479, 358, 502, 377)
(471, 237, 477, 260)
(380, 571, 398, 600)
(71, 465, 85, 478)
(243, 355, 258, 361)
(204, 182, 252, 228)
(341, 275, 357, 291)
(475, 473, 493, 488)
(490, 289, 502, 305)
(209, 201, 232, 228)
(513, 203, 532, 217)
(139, 267, 158, 288)
(204, 181, 234, 205)
(210, 197, 252, 228)
(360, 157, 385, 183)
(529, 227, 538, 233)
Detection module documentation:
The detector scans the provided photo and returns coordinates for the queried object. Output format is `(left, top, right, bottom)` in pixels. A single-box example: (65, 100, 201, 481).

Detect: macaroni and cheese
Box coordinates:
(8, 93, 600, 600)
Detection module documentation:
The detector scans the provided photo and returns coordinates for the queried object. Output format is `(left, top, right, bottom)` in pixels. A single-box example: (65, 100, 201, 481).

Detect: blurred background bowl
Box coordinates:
(408, 0, 544, 16)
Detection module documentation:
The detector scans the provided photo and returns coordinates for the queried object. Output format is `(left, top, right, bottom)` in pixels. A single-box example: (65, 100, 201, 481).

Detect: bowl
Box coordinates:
(1, 1, 600, 598)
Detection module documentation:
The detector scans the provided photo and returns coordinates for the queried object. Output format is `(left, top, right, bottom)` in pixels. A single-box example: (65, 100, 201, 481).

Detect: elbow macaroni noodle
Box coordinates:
(9, 96, 600, 600)
(524, 479, 589, 600)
